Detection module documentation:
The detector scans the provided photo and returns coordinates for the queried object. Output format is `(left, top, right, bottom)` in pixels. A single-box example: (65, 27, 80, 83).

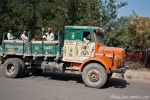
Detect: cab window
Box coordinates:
(82, 32, 90, 42)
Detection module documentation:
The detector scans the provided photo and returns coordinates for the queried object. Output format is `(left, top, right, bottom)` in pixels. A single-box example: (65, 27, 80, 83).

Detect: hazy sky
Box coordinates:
(116, 0, 150, 17)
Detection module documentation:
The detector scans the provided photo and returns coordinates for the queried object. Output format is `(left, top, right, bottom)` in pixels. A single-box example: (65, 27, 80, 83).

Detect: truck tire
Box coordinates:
(14, 58, 25, 77)
(107, 73, 113, 79)
(82, 63, 107, 88)
(4, 58, 22, 78)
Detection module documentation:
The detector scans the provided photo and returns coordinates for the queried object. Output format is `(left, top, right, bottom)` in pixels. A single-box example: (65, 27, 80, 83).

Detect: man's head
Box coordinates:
(9, 29, 12, 33)
(23, 30, 26, 34)
(47, 28, 51, 33)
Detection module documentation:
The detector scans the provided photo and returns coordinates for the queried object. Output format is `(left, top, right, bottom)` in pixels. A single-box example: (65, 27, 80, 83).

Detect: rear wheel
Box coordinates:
(82, 63, 107, 88)
(14, 58, 25, 77)
(4, 58, 22, 78)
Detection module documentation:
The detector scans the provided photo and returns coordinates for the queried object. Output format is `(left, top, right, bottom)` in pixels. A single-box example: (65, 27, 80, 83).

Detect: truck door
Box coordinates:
(75, 30, 95, 63)
(63, 29, 95, 63)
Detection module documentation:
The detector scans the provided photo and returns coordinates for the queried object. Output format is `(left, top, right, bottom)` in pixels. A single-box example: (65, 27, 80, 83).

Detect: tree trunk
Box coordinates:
(143, 50, 150, 68)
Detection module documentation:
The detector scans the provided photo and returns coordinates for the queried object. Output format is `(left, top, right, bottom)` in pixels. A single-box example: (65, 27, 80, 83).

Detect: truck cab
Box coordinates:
(0, 26, 128, 89)
(63, 26, 126, 74)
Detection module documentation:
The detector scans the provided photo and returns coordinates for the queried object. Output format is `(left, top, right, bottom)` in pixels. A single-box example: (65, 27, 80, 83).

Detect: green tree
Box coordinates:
(75, 0, 101, 26)
(97, 0, 128, 48)
(99, 0, 127, 33)
(0, 0, 128, 42)
(125, 13, 150, 50)
(104, 16, 129, 47)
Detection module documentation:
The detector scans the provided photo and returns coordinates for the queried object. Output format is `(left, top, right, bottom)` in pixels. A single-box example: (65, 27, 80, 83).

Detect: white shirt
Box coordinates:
(43, 32, 54, 41)
(83, 37, 90, 42)
(21, 34, 28, 40)
(7, 33, 15, 40)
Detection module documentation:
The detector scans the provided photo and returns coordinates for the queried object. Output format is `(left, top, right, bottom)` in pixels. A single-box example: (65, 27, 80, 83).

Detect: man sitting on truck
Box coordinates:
(83, 32, 90, 43)
(21, 30, 28, 40)
(42, 27, 54, 41)
(7, 29, 16, 40)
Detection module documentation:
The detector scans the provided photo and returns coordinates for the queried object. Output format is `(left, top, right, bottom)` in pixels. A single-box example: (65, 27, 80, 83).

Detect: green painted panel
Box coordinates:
(1, 40, 61, 57)
(3, 41, 15, 54)
(31, 41, 60, 56)
(31, 43, 43, 55)
(1, 43, 4, 52)
(13, 42, 24, 55)
(65, 29, 94, 42)
(15, 41, 30, 55)
(64, 26, 98, 42)
(43, 43, 55, 56)
(0, 46, 3, 55)
(24, 43, 30, 55)
(65, 30, 78, 40)
(56, 43, 61, 55)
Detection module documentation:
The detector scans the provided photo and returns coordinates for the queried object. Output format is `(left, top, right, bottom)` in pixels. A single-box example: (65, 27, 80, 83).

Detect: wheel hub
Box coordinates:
(88, 69, 100, 82)
(7, 64, 15, 73)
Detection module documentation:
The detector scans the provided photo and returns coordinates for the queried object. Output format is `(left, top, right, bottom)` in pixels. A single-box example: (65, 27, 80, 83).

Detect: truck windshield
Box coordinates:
(96, 34, 104, 45)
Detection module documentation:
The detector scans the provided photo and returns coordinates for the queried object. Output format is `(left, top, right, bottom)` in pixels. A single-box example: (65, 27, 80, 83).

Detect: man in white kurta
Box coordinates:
(42, 28, 54, 41)
(7, 29, 16, 40)
(21, 30, 28, 40)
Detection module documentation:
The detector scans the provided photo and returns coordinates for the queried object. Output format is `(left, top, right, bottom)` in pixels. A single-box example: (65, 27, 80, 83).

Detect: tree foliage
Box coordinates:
(124, 13, 150, 50)
(123, 12, 150, 67)
(99, 0, 127, 33)
(104, 16, 129, 47)
(0, 0, 127, 42)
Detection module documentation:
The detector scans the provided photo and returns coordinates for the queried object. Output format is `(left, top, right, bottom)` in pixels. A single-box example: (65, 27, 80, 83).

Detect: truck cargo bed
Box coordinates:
(0, 40, 61, 57)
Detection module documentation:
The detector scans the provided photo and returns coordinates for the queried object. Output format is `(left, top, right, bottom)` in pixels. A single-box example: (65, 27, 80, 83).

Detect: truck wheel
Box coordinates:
(107, 73, 113, 79)
(4, 58, 22, 78)
(82, 63, 107, 88)
(14, 58, 25, 77)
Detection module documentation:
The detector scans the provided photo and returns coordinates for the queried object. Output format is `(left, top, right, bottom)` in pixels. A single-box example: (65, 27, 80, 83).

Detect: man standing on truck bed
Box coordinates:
(7, 29, 16, 40)
(42, 27, 54, 41)
(21, 30, 28, 40)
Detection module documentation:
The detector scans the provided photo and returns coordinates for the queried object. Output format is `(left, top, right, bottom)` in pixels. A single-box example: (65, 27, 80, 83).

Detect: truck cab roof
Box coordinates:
(65, 26, 100, 30)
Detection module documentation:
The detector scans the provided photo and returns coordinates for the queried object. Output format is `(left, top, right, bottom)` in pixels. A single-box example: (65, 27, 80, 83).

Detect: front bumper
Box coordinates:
(111, 66, 129, 74)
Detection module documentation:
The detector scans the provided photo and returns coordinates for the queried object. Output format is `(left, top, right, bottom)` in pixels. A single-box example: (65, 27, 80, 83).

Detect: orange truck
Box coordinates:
(0, 26, 128, 88)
